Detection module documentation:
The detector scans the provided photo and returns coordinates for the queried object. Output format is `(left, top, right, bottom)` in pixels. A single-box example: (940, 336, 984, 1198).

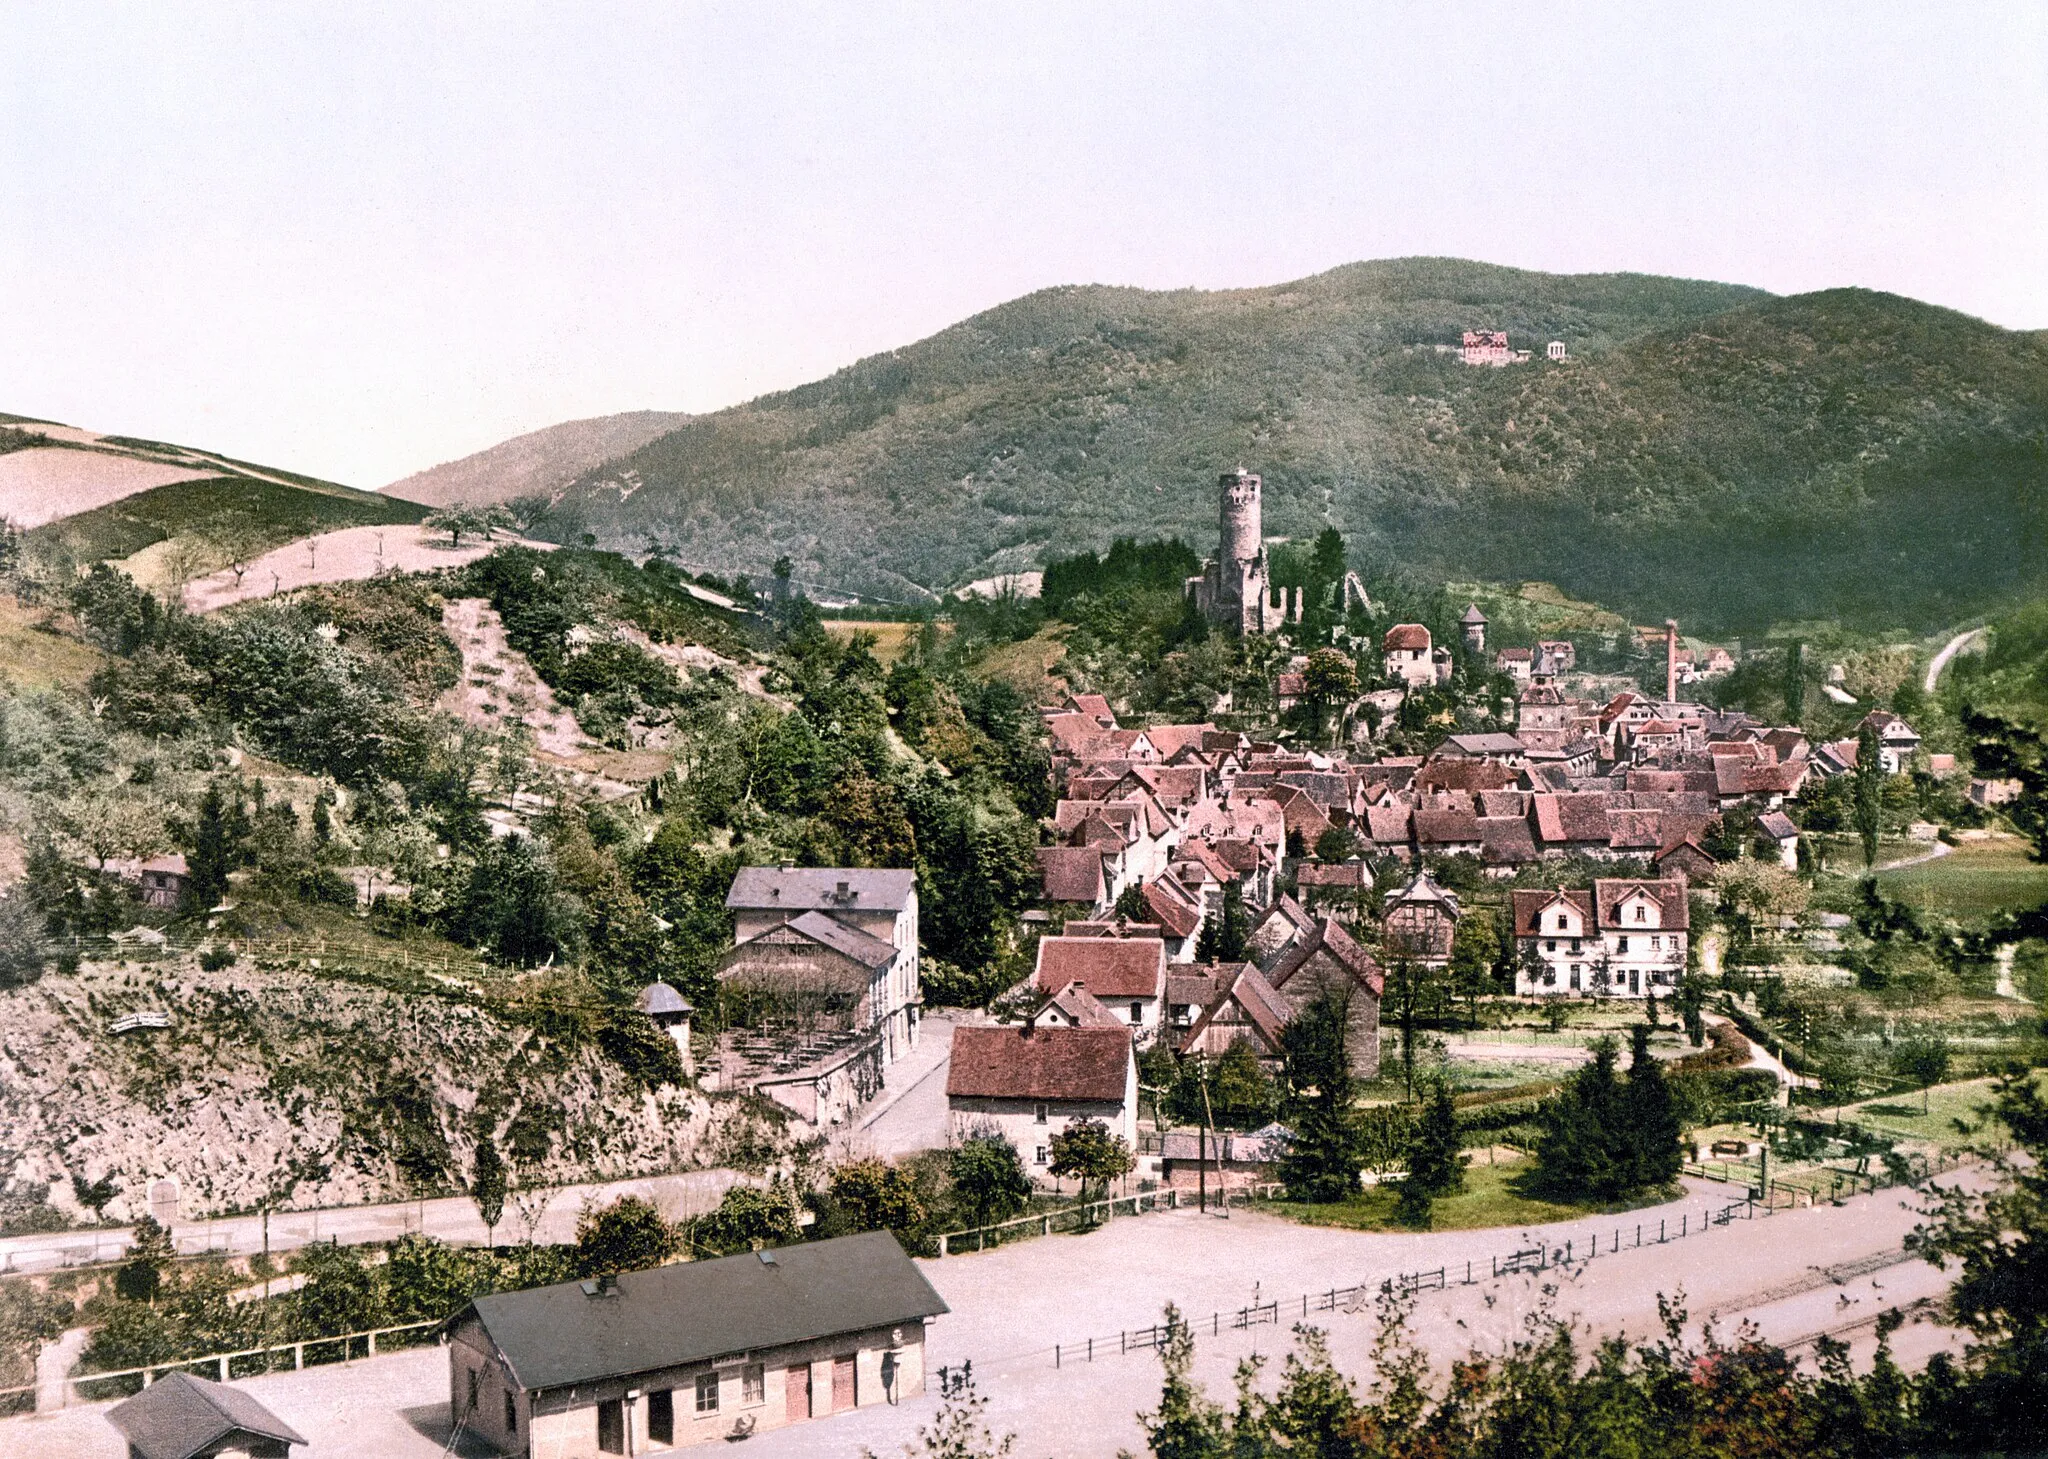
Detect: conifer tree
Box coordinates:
(1855, 721, 1885, 868)
(1622, 1024, 1684, 1190)
(1196, 879, 1249, 963)
(1278, 989, 1364, 1201)
(1396, 1077, 1466, 1225)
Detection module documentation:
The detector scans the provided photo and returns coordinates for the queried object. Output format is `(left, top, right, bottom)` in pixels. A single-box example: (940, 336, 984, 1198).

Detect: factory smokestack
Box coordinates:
(1665, 620, 1679, 702)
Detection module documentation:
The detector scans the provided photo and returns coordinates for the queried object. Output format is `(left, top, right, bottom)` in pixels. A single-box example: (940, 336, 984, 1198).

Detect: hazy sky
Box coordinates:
(4, 3, 2045, 489)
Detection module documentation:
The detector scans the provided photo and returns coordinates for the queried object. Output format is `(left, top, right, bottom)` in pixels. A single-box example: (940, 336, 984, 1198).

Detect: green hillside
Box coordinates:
(29, 473, 425, 566)
(538, 257, 2048, 632)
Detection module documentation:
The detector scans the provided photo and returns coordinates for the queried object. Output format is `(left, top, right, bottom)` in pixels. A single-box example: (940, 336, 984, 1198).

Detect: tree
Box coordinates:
(471, 1134, 507, 1245)
(1782, 640, 1806, 723)
(1313, 826, 1354, 862)
(1049, 1119, 1136, 1204)
(1195, 879, 1249, 963)
(1396, 1078, 1466, 1226)
(290, 1241, 385, 1339)
(1301, 649, 1357, 744)
(1906, 1069, 2048, 1448)
(183, 779, 245, 911)
(1278, 989, 1365, 1201)
(71, 1172, 119, 1222)
(1855, 720, 1885, 869)
(1446, 912, 1498, 1029)
(828, 1159, 926, 1233)
(694, 1182, 800, 1254)
(1114, 881, 1151, 923)
(115, 1217, 175, 1303)
(1675, 975, 1708, 1047)
(869, 1360, 1016, 1459)
(1531, 1037, 1635, 1202)
(948, 1133, 1032, 1228)
(424, 503, 515, 548)
(1211, 1039, 1277, 1125)
(1381, 958, 1440, 1099)
(1621, 1024, 1684, 1191)
(575, 1194, 678, 1274)
(1891, 1032, 1951, 1112)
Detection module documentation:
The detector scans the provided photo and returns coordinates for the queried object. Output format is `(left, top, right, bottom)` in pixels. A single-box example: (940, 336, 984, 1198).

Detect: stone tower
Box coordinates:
(1460, 603, 1488, 656)
(1190, 468, 1277, 634)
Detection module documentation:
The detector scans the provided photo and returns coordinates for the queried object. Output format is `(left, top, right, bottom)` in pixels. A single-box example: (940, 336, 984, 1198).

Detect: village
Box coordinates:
(10, 461, 2026, 1459)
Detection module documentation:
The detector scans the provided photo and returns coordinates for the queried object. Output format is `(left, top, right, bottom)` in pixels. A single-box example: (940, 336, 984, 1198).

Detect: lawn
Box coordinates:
(1839, 1077, 2010, 1148)
(1267, 1152, 1674, 1233)
(1872, 835, 2048, 923)
(0, 598, 104, 690)
(822, 620, 939, 665)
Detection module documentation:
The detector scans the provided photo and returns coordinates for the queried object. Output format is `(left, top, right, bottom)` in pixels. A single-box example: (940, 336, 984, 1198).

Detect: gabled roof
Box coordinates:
(1756, 810, 1800, 841)
(1180, 963, 1291, 1054)
(948, 1023, 1133, 1102)
(1068, 692, 1116, 725)
(1142, 878, 1201, 939)
(726, 867, 917, 913)
(1296, 860, 1371, 889)
(1388, 871, 1462, 915)
(1479, 816, 1538, 865)
(458, 1233, 947, 1393)
(1037, 846, 1107, 904)
(1034, 936, 1167, 999)
(1263, 915, 1383, 998)
(1593, 878, 1692, 931)
(109, 1372, 306, 1459)
(1382, 623, 1432, 652)
(1035, 980, 1124, 1028)
(1511, 887, 1595, 937)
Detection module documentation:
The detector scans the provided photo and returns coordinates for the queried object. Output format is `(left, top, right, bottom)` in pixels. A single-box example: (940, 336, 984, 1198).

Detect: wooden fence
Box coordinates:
(934, 1184, 1285, 1256)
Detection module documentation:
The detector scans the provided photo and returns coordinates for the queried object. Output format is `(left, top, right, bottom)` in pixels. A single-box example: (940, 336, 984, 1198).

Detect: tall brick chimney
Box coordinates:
(1665, 620, 1679, 702)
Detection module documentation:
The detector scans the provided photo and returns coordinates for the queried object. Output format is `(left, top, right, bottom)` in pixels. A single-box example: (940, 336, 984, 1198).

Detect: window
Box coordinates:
(742, 1364, 766, 1406)
(648, 1390, 674, 1444)
(1130, 1002, 1143, 1024)
(1035, 1145, 1048, 1165)
(1033, 1102, 1048, 1124)
(598, 1399, 626, 1454)
(1544, 939, 1555, 952)
(505, 1392, 518, 1435)
(1650, 935, 1661, 951)
(467, 1369, 480, 1414)
(1569, 938, 1581, 955)
(1555, 914, 1568, 931)
(1542, 968, 1556, 986)
(1616, 937, 1629, 954)
(1634, 904, 1647, 923)
(696, 1372, 720, 1414)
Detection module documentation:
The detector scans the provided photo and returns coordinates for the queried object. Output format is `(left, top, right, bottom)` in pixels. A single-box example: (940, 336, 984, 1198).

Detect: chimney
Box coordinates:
(836, 879, 852, 903)
(1665, 620, 1679, 703)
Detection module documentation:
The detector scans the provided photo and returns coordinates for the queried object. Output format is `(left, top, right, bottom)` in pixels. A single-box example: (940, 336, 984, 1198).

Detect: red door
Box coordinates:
(786, 1364, 812, 1421)
(832, 1354, 856, 1412)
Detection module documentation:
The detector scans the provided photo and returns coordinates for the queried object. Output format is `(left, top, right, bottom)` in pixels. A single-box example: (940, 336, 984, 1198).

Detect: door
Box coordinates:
(597, 1398, 625, 1454)
(786, 1364, 813, 1421)
(832, 1354, 856, 1412)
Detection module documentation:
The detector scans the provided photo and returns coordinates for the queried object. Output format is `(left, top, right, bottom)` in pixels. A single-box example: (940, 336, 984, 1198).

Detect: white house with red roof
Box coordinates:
(1511, 879, 1689, 997)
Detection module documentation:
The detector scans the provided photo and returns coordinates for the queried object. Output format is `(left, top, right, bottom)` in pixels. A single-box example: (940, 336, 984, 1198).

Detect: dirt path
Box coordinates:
(437, 597, 590, 757)
(1875, 840, 1951, 873)
(1925, 628, 1986, 694)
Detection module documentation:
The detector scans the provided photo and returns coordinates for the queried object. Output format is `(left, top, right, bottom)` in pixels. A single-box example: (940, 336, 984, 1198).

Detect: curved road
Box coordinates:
(1925, 628, 1986, 694)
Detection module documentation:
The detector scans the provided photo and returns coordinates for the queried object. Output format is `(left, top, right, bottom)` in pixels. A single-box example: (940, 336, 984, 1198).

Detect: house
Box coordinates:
(1971, 778, 2022, 807)
(1380, 872, 1461, 967)
(1433, 732, 1526, 765)
(1495, 647, 1533, 681)
(1178, 961, 1292, 1063)
(1857, 711, 1923, 774)
(1536, 640, 1577, 671)
(1159, 1122, 1290, 1191)
(722, 868, 920, 1064)
(1703, 647, 1737, 676)
(108, 1372, 306, 1459)
(134, 853, 191, 910)
(1382, 624, 1440, 689)
(1756, 810, 1801, 870)
(946, 1022, 1138, 1171)
(1294, 859, 1371, 916)
(1511, 879, 1689, 997)
(1033, 935, 1168, 1040)
(1651, 836, 1718, 884)
(1258, 915, 1384, 1078)
(446, 1233, 948, 1457)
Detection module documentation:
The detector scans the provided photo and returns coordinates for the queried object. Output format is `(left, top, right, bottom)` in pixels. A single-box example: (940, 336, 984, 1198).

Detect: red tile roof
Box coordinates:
(1036, 847, 1106, 904)
(1034, 936, 1167, 999)
(946, 1025, 1132, 1102)
(1383, 624, 1432, 652)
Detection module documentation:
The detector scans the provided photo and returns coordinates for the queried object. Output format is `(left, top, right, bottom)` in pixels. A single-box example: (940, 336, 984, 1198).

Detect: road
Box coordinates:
(4, 1170, 1976, 1459)
(0, 1169, 749, 1277)
(1925, 628, 1986, 694)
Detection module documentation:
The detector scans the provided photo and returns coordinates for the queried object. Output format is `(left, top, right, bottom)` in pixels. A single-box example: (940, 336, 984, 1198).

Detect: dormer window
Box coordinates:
(1634, 904, 1647, 923)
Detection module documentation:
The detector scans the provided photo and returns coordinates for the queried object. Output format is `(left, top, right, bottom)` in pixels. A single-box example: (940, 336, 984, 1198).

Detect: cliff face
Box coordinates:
(0, 957, 774, 1226)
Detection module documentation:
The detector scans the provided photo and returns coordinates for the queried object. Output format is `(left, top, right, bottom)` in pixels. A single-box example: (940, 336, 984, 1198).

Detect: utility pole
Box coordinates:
(1198, 1071, 1222, 1217)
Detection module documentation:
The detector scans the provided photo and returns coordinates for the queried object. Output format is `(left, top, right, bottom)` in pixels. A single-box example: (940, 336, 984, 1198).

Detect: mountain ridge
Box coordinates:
(493, 256, 2046, 632)
(384, 409, 692, 509)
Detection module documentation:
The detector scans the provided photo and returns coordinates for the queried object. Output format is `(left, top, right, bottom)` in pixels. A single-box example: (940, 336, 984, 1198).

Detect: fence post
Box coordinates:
(1088, 1338, 1093, 1362)
(294, 1344, 304, 1370)
(368, 1331, 377, 1357)
(1056, 1344, 1061, 1369)
(938, 1234, 948, 1257)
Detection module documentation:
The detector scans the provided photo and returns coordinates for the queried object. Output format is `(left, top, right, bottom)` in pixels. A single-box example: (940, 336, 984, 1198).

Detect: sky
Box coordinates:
(3, 3, 2045, 490)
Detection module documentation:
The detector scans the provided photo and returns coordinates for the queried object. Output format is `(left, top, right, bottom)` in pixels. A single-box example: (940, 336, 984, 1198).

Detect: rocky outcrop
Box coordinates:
(0, 957, 772, 1226)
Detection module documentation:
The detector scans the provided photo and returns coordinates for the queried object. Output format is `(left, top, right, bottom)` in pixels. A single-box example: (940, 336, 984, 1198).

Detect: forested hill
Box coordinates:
(532, 257, 2048, 632)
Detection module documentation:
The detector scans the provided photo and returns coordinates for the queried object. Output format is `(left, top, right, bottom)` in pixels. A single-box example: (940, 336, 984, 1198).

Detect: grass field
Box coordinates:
(1268, 1152, 1674, 1233)
(30, 474, 424, 565)
(822, 619, 939, 665)
(1840, 1077, 2009, 1148)
(0, 598, 104, 690)
(1873, 835, 2048, 922)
